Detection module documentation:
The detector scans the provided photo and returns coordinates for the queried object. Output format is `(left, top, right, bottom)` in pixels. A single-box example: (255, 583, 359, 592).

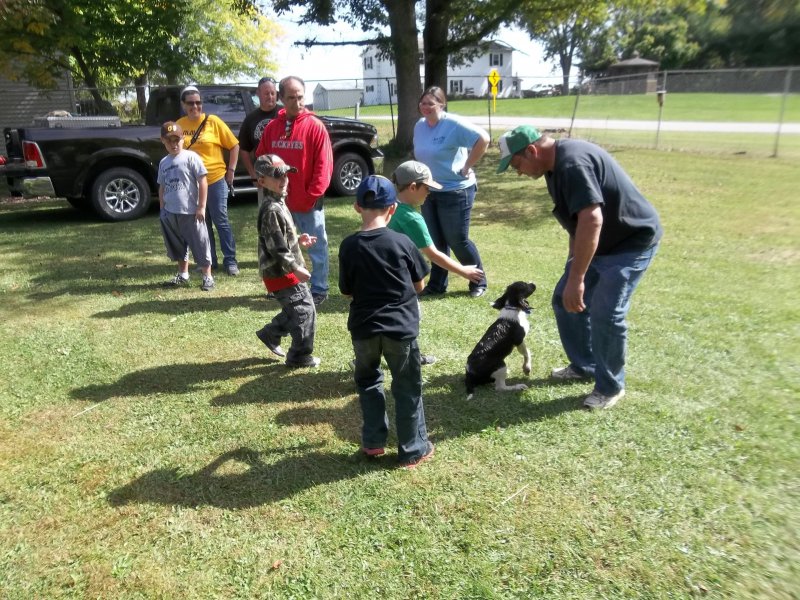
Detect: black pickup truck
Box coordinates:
(2, 85, 383, 221)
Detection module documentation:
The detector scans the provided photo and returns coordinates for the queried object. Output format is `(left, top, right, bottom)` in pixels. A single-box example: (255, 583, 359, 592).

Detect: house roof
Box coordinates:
(313, 83, 363, 92)
(609, 51, 659, 68)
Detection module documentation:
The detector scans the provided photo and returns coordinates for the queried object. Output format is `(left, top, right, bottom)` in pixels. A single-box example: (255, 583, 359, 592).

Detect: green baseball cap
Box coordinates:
(496, 125, 543, 173)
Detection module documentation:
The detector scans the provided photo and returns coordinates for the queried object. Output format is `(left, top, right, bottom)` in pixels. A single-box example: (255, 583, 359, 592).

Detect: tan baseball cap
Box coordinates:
(392, 160, 442, 189)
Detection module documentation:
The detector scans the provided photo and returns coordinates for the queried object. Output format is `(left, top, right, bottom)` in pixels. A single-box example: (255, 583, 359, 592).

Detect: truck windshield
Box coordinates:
(199, 92, 245, 117)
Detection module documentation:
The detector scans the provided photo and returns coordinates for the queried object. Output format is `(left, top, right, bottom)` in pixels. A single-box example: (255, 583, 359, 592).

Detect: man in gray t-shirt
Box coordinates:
(497, 125, 662, 410)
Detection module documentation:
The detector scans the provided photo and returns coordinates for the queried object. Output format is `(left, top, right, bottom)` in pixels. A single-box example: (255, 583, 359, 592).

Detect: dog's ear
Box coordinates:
(492, 293, 508, 310)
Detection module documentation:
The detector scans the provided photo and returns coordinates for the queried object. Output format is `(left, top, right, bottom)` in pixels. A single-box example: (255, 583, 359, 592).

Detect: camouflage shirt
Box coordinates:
(257, 189, 306, 281)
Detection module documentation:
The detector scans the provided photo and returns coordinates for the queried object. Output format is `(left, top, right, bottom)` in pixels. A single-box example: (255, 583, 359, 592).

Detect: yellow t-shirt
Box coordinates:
(176, 114, 238, 185)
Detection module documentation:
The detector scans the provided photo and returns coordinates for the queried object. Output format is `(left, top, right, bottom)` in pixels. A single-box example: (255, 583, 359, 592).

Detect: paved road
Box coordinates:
(371, 115, 800, 134)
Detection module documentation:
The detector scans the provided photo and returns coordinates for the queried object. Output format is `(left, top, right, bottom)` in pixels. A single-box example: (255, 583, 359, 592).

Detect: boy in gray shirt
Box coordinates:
(157, 121, 214, 291)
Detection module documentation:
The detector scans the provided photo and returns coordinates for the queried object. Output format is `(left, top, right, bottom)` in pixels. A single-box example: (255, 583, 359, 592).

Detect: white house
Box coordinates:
(360, 39, 521, 106)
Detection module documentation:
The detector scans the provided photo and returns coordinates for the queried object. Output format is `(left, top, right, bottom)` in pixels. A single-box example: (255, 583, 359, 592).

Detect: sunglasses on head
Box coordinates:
(258, 77, 277, 86)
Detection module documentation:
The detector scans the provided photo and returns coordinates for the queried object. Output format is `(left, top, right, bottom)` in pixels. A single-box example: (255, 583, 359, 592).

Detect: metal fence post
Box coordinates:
(772, 67, 793, 159)
(386, 78, 396, 141)
(655, 71, 668, 149)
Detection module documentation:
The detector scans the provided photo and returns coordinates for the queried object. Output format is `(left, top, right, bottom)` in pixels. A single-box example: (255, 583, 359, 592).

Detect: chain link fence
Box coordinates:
(2, 68, 798, 159)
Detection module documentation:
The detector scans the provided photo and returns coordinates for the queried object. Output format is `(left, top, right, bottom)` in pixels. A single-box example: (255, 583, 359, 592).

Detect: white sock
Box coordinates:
(179, 272, 189, 280)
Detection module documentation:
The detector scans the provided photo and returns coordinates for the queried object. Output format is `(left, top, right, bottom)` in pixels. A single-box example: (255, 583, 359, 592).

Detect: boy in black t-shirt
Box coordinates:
(338, 176, 434, 469)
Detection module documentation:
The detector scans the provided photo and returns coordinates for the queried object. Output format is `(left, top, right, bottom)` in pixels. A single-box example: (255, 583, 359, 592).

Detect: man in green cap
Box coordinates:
(497, 126, 662, 410)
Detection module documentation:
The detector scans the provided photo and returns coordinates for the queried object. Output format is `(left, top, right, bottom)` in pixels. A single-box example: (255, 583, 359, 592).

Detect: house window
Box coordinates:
(363, 56, 373, 70)
(366, 85, 374, 92)
(389, 82, 397, 96)
(449, 80, 463, 94)
(418, 52, 424, 65)
(490, 53, 503, 66)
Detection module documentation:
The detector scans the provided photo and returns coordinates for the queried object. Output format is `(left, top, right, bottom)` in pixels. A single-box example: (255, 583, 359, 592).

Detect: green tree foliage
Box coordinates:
(691, 0, 800, 67)
(522, 0, 799, 88)
(273, 0, 421, 150)
(0, 0, 280, 113)
(423, 0, 521, 91)
(518, 0, 610, 94)
(273, 0, 525, 150)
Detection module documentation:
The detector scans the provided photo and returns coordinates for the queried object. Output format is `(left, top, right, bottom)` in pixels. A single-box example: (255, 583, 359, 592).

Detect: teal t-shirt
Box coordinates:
(388, 202, 433, 249)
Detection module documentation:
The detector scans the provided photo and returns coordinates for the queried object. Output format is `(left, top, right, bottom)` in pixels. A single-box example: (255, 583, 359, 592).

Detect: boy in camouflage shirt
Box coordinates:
(254, 154, 320, 368)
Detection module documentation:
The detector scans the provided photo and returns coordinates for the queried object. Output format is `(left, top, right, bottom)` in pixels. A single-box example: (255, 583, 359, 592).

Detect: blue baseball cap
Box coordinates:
(356, 175, 397, 209)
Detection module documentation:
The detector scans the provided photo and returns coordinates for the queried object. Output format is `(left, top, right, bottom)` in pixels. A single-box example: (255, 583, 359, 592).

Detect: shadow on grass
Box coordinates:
(90, 288, 354, 319)
(273, 371, 585, 447)
(100, 360, 585, 509)
(71, 357, 351, 404)
(107, 445, 391, 509)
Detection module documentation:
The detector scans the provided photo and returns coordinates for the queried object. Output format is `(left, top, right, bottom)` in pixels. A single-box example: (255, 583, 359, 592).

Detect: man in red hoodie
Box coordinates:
(256, 76, 333, 306)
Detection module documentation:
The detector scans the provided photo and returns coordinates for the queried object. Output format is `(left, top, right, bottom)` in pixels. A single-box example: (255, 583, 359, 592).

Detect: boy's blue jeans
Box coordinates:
(420, 185, 486, 293)
(352, 335, 430, 463)
(552, 244, 658, 396)
(206, 178, 237, 269)
(291, 207, 329, 297)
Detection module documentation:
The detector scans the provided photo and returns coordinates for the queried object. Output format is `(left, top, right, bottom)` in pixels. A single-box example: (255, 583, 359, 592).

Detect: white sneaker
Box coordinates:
(583, 389, 625, 410)
(550, 365, 589, 381)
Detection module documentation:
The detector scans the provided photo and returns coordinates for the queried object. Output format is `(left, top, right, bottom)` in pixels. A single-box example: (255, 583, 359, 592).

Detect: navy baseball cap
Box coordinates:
(356, 175, 397, 209)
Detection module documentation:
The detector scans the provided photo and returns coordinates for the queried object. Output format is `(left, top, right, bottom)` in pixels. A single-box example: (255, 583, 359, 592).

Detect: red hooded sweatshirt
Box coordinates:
(255, 109, 333, 213)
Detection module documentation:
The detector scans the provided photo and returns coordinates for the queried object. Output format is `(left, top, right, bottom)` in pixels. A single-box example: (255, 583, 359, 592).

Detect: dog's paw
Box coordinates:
(512, 384, 528, 391)
(523, 364, 532, 376)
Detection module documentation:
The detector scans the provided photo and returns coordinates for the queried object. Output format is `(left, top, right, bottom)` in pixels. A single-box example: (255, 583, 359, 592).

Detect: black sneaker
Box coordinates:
(255, 328, 285, 357)
(420, 355, 437, 366)
(285, 356, 321, 368)
(418, 287, 445, 297)
(312, 293, 327, 307)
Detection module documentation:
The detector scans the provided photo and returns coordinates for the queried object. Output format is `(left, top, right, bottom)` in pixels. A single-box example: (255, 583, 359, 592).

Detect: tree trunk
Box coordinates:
(70, 46, 115, 114)
(385, 0, 423, 153)
(424, 0, 449, 90)
(135, 73, 148, 122)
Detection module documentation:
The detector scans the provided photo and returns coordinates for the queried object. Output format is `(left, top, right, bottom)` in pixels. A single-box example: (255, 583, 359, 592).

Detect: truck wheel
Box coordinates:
(91, 167, 151, 221)
(331, 152, 367, 196)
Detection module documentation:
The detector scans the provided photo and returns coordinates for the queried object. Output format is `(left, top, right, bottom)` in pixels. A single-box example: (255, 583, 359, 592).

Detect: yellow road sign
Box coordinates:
(488, 69, 500, 112)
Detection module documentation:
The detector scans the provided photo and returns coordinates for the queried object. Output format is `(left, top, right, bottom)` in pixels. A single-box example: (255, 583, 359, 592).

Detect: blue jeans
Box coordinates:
(421, 185, 486, 293)
(206, 178, 237, 268)
(291, 207, 329, 297)
(352, 335, 429, 463)
(552, 244, 658, 396)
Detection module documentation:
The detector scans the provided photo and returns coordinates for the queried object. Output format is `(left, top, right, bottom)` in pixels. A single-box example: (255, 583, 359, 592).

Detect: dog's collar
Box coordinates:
(505, 304, 532, 314)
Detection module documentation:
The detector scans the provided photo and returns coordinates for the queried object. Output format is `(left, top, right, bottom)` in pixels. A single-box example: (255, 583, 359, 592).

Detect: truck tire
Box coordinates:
(91, 167, 151, 221)
(331, 152, 367, 196)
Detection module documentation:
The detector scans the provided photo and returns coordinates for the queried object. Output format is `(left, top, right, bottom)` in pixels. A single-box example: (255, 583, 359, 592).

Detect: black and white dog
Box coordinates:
(465, 281, 536, 400)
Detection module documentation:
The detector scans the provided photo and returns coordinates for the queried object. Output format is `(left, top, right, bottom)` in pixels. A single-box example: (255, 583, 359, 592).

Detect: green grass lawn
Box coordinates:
(1, 148, 798, 598)
(341, 92, 800, 123)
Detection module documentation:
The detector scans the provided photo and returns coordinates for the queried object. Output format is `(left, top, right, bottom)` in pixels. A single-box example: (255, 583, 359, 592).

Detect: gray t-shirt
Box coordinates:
(157, 149, 208, 214)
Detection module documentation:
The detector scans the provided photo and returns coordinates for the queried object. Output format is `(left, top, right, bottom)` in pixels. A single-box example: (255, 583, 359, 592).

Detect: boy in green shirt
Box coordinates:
(390, 161, 484, 286)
